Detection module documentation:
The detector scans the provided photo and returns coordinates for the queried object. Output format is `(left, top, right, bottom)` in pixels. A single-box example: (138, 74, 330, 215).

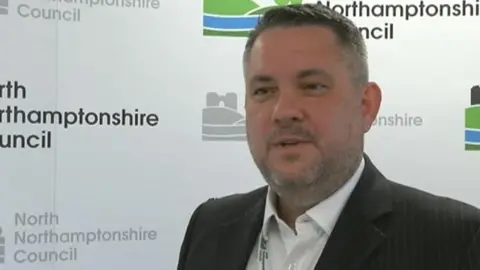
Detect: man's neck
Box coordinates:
(273, 155, 364, 230)
(276, 198, 308, 232)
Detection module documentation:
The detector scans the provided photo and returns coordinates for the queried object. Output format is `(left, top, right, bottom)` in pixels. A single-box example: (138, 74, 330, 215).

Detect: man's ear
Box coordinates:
(361, 82, 382, 132)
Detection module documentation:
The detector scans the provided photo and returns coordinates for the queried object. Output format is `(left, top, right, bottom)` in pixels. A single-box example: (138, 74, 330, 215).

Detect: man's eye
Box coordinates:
(253, 88, 271, 95)
(303, 84, 327, 91)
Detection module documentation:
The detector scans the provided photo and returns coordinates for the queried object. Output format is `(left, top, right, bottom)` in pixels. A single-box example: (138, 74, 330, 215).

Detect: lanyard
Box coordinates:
(257, 233, 269, 270)
(257, 232, 300, 270)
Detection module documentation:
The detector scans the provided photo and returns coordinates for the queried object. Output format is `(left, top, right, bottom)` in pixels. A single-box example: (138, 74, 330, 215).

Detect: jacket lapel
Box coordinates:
(314, 154, 393, 270)
(215, 188, 267, 270)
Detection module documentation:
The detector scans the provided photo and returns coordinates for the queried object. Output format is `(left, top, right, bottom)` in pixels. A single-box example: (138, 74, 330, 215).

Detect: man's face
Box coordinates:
(244, 26, 380, 206)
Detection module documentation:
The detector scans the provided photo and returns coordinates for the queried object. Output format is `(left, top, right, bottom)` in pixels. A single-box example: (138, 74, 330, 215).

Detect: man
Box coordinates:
(177, 3, 480, 270)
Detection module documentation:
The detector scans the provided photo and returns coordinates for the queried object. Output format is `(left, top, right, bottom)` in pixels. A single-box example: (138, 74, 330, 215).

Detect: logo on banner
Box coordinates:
(0, 0, 8, 15)
(203, 0, 303, 37)
(202, 92, 246, 141)
(0, 212, 158, 266)
(0, 226, 5, 264)
(465, 85, 480, 150)
(1, 0, 160, 22)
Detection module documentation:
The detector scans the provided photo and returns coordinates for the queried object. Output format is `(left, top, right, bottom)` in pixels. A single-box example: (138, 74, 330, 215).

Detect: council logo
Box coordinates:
(0, 226, 5, 264)
(465, 85, 480, 150)
(0, 0, 159, 22)
(203, 0, 304, 37)
(202, 92, 246, 141)
(0, 0, 8, 15)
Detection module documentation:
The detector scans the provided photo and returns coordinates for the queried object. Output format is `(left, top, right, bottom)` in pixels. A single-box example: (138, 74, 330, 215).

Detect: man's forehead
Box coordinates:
(251, 26, 339, 52)
(248, 41, 339, 72)
(246, 27, 343, 69)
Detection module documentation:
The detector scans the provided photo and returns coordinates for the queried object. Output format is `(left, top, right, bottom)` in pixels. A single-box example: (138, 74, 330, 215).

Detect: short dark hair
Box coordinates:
(243, 3, 369, 86)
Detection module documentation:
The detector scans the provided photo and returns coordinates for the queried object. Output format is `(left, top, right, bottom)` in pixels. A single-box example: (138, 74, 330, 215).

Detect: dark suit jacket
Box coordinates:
(177, 155, 480, 270)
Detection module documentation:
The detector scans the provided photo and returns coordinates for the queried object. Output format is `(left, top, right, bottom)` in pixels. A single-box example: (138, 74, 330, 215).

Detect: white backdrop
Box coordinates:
(0, 0, 479, 269)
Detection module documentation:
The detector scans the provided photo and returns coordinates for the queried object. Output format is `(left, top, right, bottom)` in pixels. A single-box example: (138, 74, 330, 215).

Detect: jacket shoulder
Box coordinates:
(193, 186, 267, 226)
(389, 180, 480, 228)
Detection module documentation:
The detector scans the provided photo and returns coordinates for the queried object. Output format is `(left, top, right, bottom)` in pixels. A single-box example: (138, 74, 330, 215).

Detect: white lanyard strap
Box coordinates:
(257, 234, 269, 270)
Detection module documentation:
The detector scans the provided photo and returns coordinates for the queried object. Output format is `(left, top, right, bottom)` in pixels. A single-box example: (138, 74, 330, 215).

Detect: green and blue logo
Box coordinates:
(203, 0, 304, 37)
(465, 85, 480, 150)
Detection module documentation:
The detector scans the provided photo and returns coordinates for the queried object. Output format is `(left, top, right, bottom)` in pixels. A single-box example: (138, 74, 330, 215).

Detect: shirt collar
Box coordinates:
(261, 156, 365, 237)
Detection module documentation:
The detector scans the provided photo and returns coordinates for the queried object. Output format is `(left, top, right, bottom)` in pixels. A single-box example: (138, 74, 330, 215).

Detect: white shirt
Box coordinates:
(246, 157, 365, 270)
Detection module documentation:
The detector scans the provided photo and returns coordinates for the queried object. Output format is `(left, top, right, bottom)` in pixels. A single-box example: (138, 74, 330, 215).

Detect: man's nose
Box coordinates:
(271, 92, 304, 126)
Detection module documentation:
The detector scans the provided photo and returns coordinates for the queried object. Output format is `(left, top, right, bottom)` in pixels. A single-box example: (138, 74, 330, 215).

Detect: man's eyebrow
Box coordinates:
(248, 68, 333, 86)
(297, 68, 332, 79)
(251, 74, 274, 82)
(248, 74, 274, 87)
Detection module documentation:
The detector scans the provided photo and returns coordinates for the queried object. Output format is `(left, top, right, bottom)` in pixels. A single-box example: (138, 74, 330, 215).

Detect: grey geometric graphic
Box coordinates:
(202, 92, 246, 141)
(472, 85, 480, 106)
(0, 226, 5, 264)
(0, 0, 7, 15)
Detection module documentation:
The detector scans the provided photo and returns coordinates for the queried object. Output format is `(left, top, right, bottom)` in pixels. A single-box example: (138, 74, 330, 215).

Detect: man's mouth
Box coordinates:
(273, 137, 310, 147)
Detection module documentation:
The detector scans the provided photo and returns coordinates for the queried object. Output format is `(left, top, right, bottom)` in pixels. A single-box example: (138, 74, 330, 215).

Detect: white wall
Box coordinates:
(0, 0, 479, 269)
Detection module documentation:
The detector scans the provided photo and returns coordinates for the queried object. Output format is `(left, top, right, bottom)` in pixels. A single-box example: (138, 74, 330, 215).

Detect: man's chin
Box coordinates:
(268, 163, 311, 178)
(257, 160, 318, 188)
(269, 170, 314, 188)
